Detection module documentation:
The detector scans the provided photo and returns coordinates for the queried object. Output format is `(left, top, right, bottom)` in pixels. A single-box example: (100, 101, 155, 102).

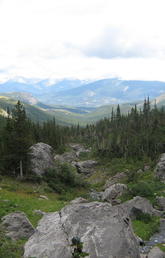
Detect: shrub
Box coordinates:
(129, 181, 154, 198)
(71, 237, 89, 257)
(44, 164, 85, 193)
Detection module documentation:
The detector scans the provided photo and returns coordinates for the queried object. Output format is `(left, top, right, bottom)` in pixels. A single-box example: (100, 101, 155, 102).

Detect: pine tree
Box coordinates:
(4, 101, 31, 177)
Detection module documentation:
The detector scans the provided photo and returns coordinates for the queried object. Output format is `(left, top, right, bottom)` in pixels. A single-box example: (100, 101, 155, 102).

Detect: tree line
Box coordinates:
(77, 98, 165, 160)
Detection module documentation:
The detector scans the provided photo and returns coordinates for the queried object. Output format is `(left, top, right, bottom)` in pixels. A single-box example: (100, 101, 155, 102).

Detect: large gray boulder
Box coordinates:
(29, 142, 54, 176)
(24, 201, 140, 258)
(75, 160, 97, 176)
(1, 212, 34, 241)
(102, 183, 127, 203)
(121, 196, 162, 219)
(155, 153, 165, 183)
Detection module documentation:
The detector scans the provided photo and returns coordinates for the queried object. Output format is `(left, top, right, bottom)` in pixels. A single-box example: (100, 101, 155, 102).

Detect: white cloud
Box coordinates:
(0, 0, 165, 81)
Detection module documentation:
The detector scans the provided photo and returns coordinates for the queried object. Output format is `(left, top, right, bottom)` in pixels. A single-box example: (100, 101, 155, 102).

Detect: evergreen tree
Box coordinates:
(3, 101, 31, 177)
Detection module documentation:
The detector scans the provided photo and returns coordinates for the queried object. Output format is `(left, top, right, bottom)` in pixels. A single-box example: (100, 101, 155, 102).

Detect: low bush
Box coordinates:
(129, 181, 154, 198)
(44, 164, 86, 193)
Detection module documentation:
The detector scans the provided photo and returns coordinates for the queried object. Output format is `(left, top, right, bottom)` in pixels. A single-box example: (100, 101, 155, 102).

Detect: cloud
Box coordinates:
(0, 0, 165, 81)
(81, 27, 161, 59)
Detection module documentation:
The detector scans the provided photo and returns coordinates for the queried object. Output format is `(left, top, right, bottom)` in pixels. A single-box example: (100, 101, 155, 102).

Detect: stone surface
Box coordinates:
(75, 160, 98, 176)
(29, 142, 54, 176)
(33, 210, 46, 216)
(24, 201, 140, 258)
(147, 246, 165, 258)
(1, 212, 34, 241)
(69, 143, 91, 157)
(70, 197, 88, 204)
(39, 195, 49, 200)
(104, 172, 127, 189)
(102, 183, 127, 203)
(155, 153, 165, 183)
(89, 190, 104, 201)
(156, 196, 165, 211)
(121, 196, 162, 219)
(54, 151, 77, 163)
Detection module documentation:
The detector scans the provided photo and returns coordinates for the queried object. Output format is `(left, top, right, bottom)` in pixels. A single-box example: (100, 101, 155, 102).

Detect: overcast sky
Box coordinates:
(0, 0, 165, 82)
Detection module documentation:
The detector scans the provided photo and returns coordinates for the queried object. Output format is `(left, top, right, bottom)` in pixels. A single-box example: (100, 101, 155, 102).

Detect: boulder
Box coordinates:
(156, 196, 165, 211)
(121, 196, 162, 219)
(24, 201, 140, 258)
(54, 151, 77, 163)
(102, 183, 127, 203)
(69, 143, 90, 157)
(39, 195, 49, 200)
(155, 153, 165, 183)
(104, 172, 127, 189)
(75, 160, 97, 176)
(1, 212, 34, 241)
(29, 142, 54, 176)
(89, 190, 104, 201)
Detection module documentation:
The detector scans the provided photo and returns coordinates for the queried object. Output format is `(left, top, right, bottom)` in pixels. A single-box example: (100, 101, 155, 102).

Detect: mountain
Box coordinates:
(151, 93, 165, 107)
(0, 79, 86, 100)
(0, 89, 165, 126)
(0, 78, 164, 107)
(50, 78, 165, 106)
(2, 92, 38, 105)
(0, 96, 55, 124)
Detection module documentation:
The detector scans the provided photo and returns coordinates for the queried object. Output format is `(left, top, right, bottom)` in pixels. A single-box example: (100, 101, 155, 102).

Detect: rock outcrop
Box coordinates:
(121, 196, 162, 219)
(1, 212, 34, 241)
(29, 142, 54, 176)
(104, 172, 127, 189)
(75, 160, 97, 176)
(24, 200, 140, 258)
(54, 151, 77, 163)
(89, 189, 104, 201)
(102, 183, 127, 203)
(69, 143, 90, 157)
(155, 153, 165, 182)
(156, 196, 165, 211)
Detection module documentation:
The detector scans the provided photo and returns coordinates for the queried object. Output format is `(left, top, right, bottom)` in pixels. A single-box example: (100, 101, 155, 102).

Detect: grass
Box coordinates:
(0, 176, 88, 258)
(132, 216, 160, 241)
(157, 243, 165, 252)
(0, 177, 68, 226)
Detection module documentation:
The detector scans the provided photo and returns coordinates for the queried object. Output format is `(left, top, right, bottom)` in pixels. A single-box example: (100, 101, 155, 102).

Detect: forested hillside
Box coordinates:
(80, 98, 165, 160)
(0, 98, 164, 177)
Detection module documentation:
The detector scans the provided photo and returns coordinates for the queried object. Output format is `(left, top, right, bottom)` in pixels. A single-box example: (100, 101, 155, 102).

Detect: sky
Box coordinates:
(0, 0, 165, 82)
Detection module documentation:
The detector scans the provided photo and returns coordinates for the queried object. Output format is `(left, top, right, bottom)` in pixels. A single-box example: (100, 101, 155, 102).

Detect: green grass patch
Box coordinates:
(132, 216, 160, 241)
(156, 243, 165, 252)
(0, 176, 87, 226)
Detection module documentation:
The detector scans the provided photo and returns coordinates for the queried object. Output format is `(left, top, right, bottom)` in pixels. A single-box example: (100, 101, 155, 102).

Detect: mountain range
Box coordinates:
(0, 78, 165, 107)
(0, 92, 165, 126)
